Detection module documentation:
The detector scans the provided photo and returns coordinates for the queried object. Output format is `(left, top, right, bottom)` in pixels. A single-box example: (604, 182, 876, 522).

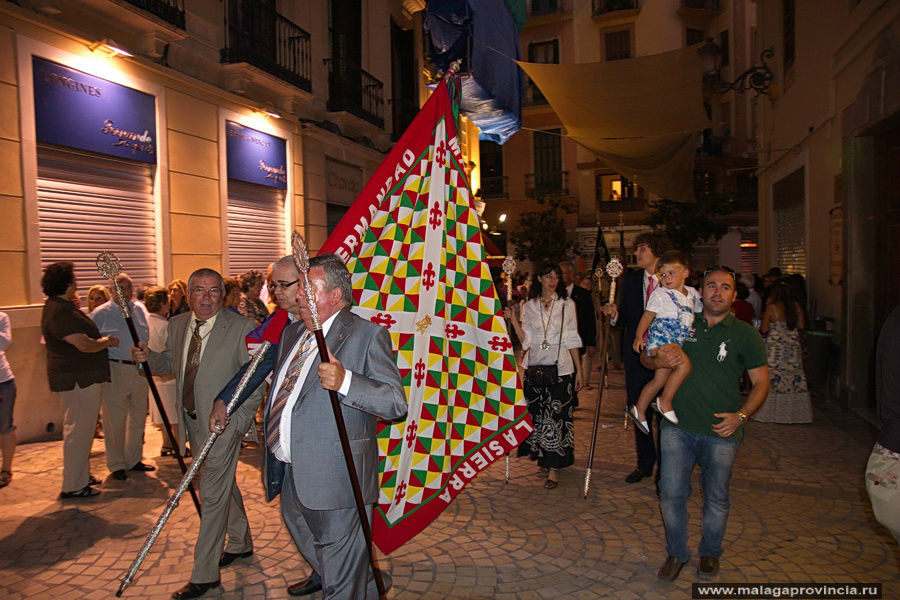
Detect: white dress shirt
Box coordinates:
(269, 312, 352, 463)
(179, 310, 219, 381)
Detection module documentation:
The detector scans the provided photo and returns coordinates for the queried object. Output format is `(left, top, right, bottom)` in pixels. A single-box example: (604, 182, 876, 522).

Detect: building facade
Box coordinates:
(478, 0, 760, 274)
(0, 0, 447, 441)
(755, 0, 900, 415)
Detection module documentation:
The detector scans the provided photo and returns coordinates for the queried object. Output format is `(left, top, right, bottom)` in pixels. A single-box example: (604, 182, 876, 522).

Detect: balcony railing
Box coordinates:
(529, 0, 562, 17)
(680, 0, 719, 10)
(524, 81, 548, 106)
(221, 0, 312, 93)
(592, 0, 638, 15)
(599, 198, 646, 212)
(326, 58, 385, 129)
(124, 0, 185, 29)
(479, 176, 508, 199)
(525, 171, 569, 198)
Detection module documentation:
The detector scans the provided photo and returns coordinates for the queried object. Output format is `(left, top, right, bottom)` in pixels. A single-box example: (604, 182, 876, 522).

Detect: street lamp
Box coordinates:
(699, 38, 775, 96)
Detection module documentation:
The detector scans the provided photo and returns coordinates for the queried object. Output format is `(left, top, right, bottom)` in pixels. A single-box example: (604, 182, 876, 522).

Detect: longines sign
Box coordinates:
(226, 121, 287, 189)
(32, 56, 157, 163)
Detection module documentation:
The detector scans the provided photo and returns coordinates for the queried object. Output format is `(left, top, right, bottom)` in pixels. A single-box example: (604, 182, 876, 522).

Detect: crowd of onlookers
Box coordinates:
(14, 262, 280, 498)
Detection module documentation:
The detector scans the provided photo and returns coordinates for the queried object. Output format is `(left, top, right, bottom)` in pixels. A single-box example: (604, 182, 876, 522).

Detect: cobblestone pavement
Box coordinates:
(1, 365, 898, 599)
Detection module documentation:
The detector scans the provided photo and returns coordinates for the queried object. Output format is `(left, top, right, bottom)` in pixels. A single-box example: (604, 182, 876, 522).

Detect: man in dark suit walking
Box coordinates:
(211, 254, 407, 599)
(560, 261, 597, 393)
(602, 233, 672, 484)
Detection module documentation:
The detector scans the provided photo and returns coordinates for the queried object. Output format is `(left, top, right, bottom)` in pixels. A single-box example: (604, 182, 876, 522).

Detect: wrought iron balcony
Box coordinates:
(529, 0, 562, 17)
(681, 0, 719, 10)
(124, 0, 185, 29)
(525, 171, 569, 198)
(592, 0, 638, 15)
(479, 176, 508, 199)
(598, 198, 646, 213)
(221, 0, 311, 93)
(326, 58, 385, 129)
(524, 81, 548, 106)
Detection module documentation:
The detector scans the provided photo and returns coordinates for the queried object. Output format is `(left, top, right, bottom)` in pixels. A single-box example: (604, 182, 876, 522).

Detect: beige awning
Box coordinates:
(518, 45, 710, 203)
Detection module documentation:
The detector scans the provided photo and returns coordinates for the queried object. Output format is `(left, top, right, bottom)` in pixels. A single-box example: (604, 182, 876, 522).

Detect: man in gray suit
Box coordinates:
(133, 268, 262, 600)
(210, 254, 407, 599)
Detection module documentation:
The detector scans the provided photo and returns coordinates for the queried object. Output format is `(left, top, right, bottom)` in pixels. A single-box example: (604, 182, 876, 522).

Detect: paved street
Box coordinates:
(1, 365, 897, 599)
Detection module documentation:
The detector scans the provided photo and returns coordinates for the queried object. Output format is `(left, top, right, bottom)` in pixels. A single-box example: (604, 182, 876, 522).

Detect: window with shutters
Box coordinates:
(36, 144, 158, 290)
(686, 28, 706, 47)
(604, 29, 632, 61)
(526, 39, 558, 105)
(773, 167, 806, 276)
(531, 129, 564, 195)
(226, 180, 286, 277)
(740, 230, 759, 274)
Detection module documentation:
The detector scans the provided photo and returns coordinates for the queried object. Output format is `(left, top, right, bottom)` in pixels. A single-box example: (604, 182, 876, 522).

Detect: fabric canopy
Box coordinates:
(518, 46, 710, 202)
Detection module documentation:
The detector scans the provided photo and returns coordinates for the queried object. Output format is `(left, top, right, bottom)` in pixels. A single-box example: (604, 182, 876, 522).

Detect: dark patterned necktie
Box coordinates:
(181, 319, 206, 415)
(266, 330, 316, 454)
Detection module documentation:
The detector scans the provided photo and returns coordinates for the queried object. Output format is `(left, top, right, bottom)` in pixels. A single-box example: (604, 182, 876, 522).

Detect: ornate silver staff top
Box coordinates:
(502, 255, 516, 303)
(96, 251, 131, 319)
(605, 257, 624, 305)
(290, 230, 321, 330)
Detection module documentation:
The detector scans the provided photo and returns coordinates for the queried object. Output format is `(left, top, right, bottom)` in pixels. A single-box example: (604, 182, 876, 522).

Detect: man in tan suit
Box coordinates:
(133, 268, 262, 599)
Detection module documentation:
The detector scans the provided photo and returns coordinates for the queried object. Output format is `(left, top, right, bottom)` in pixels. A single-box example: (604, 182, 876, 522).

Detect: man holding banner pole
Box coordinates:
(211, 254, 407, 599)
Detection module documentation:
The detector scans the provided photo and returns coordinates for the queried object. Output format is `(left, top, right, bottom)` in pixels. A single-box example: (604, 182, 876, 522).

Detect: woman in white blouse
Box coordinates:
(506, 262, 583, 489)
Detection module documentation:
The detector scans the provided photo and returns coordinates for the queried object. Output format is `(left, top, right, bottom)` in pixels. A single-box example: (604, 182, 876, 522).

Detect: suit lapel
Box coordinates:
(173, 314, 190, 392)
(201, 310, 232, 372)
(295, 308, 353, 402)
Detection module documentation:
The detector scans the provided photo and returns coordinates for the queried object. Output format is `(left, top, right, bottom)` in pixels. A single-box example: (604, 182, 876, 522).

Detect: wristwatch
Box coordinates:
(737, 411, 749, 423)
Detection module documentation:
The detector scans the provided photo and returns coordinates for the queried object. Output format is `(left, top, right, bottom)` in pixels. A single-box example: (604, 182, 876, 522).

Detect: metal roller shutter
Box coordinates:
(37, 145, 158, 290)
(226, 180, 286, 277)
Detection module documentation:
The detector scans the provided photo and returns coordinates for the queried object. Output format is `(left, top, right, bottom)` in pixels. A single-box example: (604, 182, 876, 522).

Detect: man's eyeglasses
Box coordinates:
(271, 279, 299, 291)
(190, 287, 222, 297)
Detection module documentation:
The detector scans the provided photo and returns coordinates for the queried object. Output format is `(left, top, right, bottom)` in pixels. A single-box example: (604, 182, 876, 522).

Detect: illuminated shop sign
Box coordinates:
(226, 121, 287, 189)
(32, 56, 157, 163)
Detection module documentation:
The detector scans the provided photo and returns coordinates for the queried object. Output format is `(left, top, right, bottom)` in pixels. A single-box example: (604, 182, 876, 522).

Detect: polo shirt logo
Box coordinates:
(717, 341, 728, 362)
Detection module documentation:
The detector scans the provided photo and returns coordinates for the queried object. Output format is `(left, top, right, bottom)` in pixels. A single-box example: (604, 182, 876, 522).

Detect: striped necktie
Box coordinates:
(266, 331, 316, 454)
(181, 319, 206, 416)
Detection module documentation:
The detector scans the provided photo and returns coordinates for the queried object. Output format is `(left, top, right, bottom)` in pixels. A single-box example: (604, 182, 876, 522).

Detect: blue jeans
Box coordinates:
(659, 426, 740, 562)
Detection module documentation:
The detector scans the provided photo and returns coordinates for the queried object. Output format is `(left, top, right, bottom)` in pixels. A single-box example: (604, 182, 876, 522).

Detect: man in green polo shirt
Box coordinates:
(642, 267, 769, 582)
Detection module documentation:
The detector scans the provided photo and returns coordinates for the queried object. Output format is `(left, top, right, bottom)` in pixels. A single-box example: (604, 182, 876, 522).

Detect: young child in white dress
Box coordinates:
(626, 251, 701, 434)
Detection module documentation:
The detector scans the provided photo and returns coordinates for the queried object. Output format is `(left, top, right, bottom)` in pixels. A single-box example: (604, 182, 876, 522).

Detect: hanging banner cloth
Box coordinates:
(320, 74, 532, 554)
(517, 45, 710, 203)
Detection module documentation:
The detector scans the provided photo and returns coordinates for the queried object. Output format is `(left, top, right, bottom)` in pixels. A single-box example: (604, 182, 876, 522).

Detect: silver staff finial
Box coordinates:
(96, 251, 131, 318)
(290, 230, 320, 330)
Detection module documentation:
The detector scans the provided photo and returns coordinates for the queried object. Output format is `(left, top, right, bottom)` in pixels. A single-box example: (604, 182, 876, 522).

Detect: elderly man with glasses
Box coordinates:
(643, 266, 769, 583)
(132, 268, 263, 600)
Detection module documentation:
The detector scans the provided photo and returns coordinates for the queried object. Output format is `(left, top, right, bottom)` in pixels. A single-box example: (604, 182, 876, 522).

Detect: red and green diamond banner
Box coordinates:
(319, 75, 532, 554)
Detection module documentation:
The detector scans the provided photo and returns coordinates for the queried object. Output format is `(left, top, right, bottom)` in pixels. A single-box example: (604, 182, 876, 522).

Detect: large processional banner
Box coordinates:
(319, 75, 532, 554)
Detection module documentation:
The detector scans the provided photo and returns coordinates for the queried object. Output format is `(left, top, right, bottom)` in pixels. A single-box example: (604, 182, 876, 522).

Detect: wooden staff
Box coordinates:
(583, 257, 624, 498)
(501, 255, 517, 484)
(95, 252, 201, 516)
(291, 232, 386, 599)
(115, 341, 271, 596)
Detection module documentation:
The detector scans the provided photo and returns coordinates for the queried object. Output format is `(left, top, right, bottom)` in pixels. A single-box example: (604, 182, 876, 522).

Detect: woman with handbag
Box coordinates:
(506, 262, 583, 489)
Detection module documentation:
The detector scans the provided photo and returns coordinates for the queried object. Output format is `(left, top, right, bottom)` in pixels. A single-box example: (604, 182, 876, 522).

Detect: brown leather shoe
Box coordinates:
(697, 556, 720, 579)
(287, 572, 322, 596)
(657, 555, 686, 581)
(171, 581, 220, 599)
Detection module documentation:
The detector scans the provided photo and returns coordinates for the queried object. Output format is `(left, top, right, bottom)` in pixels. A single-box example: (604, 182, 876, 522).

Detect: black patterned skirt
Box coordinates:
(517, 373, 575, 469)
